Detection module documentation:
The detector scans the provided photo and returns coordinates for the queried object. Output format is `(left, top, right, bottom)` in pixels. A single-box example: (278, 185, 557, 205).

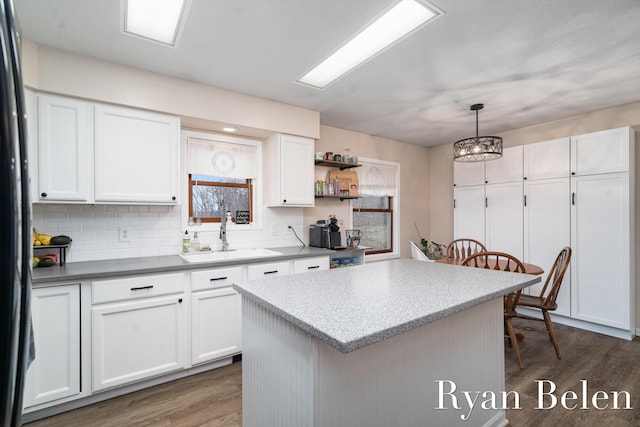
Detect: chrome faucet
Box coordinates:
(219, 198, 229, 251)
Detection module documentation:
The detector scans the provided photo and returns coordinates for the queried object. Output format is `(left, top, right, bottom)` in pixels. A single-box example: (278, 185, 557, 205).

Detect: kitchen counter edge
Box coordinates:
(32, 246, 334, 285)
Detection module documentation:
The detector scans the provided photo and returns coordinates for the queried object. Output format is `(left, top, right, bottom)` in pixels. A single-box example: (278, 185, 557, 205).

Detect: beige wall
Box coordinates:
(21, 41, 319, 139)
(305, 125, 430, 259)
(428, 101, 640, 330)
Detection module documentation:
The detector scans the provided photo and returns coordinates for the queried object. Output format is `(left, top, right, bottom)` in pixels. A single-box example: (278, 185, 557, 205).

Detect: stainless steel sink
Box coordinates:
(179, 248, 282, 263)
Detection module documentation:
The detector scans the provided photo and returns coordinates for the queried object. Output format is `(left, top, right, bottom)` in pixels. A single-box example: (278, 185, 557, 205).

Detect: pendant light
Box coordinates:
(453, 104, 503, 162)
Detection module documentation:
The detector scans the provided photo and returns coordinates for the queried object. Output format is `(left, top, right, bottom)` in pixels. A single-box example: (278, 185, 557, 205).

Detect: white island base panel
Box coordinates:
(242, 297, 509, 427)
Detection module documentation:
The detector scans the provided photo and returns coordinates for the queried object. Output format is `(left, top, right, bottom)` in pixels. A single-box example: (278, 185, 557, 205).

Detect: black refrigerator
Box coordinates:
(0, 0, 32, 425)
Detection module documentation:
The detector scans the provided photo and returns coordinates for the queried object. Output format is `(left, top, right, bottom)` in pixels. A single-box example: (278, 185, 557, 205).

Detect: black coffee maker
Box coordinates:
(309, 216, 342, 249)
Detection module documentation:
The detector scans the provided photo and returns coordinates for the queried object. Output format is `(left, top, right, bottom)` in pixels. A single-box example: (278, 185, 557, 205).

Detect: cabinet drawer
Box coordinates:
(92, 272, 185, 304)
(292, 256, 329, 274)
(247, 261, 291, 280)
(190, 267, 243, 291)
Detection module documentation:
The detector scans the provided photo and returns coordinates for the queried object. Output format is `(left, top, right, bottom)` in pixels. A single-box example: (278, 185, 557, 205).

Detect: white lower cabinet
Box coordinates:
(91, 273, 186, 392)
(190, 267, 243, 366)
(24, 285, 80, 408)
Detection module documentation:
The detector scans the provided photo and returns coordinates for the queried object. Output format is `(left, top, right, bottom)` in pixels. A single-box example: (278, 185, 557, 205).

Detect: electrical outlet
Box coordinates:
(270, 223, 278, 235)
(118, 226, 131, 242)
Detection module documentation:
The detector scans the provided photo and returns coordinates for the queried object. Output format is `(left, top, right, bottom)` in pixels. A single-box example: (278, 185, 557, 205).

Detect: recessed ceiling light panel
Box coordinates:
(121, 0, 192, 47)
(297, 0, 443, 89)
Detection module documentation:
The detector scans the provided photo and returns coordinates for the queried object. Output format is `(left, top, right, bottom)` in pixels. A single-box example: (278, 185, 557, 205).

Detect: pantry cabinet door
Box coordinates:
(453, 185, 485, 243)
(570, 173, 630, 330)
(485, 182, 523, 259)
(94, 104, 180, 204)
(485, 146, 522, 184)
(571, 127, 630, 176)
(453, 161, 485, 187)
(523, 137, 570, 180)
(37, 94, 92, 202)
(523, 178, 571, 315)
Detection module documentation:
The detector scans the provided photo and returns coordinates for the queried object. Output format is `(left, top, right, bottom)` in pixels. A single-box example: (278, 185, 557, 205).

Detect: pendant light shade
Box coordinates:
(453, 104, 503, 162)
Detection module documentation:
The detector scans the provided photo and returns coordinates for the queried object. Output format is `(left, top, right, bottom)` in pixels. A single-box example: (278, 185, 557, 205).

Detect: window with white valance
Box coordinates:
(352, 158, 400, 257)
(184, 132, 262, 225)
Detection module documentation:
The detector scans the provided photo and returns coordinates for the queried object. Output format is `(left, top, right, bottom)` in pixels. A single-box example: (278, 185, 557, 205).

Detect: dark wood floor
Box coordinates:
(26, 322, 640, 427)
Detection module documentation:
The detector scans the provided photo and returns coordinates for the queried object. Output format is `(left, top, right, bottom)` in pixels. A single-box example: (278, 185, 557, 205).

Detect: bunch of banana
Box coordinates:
(33, 228, 52, 246)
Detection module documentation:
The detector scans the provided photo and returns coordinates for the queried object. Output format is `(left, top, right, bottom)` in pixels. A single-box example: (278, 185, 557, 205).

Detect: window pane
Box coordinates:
(353, 211, 391, 251)
(353, 195, 388, 209)
(192, 186, 249, 220)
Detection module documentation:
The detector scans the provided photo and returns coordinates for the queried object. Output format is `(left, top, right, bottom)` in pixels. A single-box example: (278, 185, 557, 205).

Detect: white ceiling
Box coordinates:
(14, 0, 640, 147)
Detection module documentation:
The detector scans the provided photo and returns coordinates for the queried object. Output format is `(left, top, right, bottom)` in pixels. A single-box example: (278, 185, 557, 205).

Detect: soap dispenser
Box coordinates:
(192, 231, 200, 251)
(182, 230, 191, 253)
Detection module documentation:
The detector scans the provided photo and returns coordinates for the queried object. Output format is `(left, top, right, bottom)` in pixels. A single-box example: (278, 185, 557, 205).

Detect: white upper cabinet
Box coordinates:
(265, 133, 314, 206)
(33, 93, 180, 205)
(484, 146, 523, 184)
(523, 137, 570, 180)
(94, 104, 180, 204)
(453, 161, 484, 187)
(571, 127, 631, 176)
(37, 93, 92, 202)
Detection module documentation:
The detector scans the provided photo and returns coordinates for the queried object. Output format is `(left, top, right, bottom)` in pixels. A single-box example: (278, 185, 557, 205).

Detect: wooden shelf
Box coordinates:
(314, 159, 361, 170)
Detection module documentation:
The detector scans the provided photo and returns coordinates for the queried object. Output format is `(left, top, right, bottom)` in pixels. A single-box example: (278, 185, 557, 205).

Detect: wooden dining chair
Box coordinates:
(446, 238, 487, 260)
(462, 251, 526, 369)
(515, 247, 572, 360)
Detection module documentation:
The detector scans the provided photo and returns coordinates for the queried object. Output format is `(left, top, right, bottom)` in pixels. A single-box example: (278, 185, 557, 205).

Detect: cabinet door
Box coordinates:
(485, 182, 523, 259)
(453, 161, 484, 187)
(485, 146, 523, 184)
(37, 94, 91, 202)
(279, 134, 314, 206)
(23, 285, 80, 408)
(453, 185, 485, 243)
(523, 138, 570, 180)
(94, 104, 180, 204)
(570, 173, 630, 329)
(571, 127, 630, 176)
(523, 178, 571, 315)
(191, 287, 241, 365)
(247, 261, 291, 280)
(92, 294, 186, 391)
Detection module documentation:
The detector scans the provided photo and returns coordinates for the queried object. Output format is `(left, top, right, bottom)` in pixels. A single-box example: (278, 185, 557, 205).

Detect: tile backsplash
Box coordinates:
(32, 204, 306, 263)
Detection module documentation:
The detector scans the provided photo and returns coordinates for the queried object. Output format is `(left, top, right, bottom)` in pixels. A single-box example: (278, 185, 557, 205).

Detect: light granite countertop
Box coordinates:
(32, 246, 334, 284)
(233, 259, 541, 353)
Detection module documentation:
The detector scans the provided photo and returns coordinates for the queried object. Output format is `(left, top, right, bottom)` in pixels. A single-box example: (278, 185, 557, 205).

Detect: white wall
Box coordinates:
(32, 203, 305, 263)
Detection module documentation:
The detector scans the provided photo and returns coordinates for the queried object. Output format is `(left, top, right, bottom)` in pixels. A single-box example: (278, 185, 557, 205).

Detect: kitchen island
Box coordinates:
(234, 259, 540, 427)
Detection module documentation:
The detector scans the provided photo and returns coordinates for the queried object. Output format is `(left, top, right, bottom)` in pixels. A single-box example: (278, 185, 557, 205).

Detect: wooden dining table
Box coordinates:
(435, 257, 544, 276)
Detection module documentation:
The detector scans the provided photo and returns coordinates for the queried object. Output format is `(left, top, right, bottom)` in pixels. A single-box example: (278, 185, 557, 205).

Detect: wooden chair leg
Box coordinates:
(542, 310, 561, 360)
(505, 318, 523, 369)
